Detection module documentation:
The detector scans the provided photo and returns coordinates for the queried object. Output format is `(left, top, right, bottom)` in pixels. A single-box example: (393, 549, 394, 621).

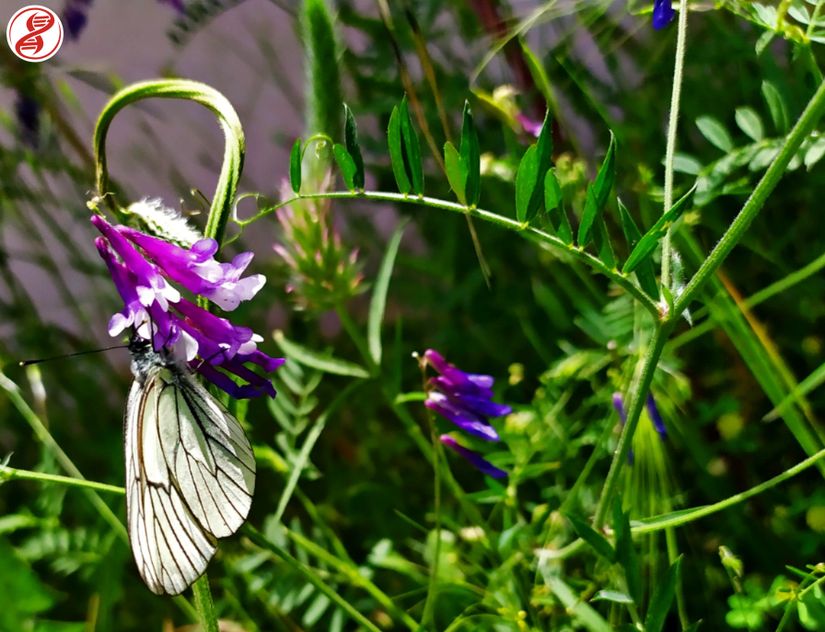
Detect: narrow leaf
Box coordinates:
(545, 169, 572, 243)
(644, 557, 682, 632)
(593, 218, 616, 269)
(541, 574, 612, 632)
(762, 80, 789, 133)
(565, 513, 615, 561)
(578, 132, 616, 246)
(333, 143, 357, 191)
(460, 100, 481, 206)
(289, 138, 302, 194)
(696, 115, 734, 152)
(613, 498, 641, 605)
(388, 105, 410, 194)
(622, 185, 695, 274)
(368, 224, 405, 365)
(399, 97, 424, 195)
(618, 199, 659, 298)
(515, 144, 539, 222)
(444, 141, 467, 205)
(344, 104, 365, 189)
(273, 330, 371, 378)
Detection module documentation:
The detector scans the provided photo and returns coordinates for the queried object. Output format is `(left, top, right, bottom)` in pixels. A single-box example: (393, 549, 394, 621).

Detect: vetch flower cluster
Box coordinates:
(92, 208, 283, 398)
(423, 349, 510, 479)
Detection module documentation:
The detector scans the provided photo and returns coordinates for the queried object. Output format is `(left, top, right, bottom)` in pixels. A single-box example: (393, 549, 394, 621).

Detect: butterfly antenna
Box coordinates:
(19, 344, 128, 366)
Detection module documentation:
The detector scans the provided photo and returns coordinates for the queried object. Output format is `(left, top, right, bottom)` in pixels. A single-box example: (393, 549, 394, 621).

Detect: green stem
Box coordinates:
(0, 465, 125, 495)
(0, 371, 127, 541)
(634, 447, 825, 533)
(421, 411, 444, 627)
(191, 575, 219, 632)
(93, 79, 245, 249)
(237, 190, 659, 315)
(593, 325, 671, 527)
(674, 77, 825, 316)
(660, 0, 689, 291)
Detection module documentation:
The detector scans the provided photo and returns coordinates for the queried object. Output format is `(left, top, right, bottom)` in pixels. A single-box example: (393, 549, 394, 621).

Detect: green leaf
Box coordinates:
(618, 199, 659, 298)
(578, 132, 616, 246)
(734, 107, 764, 142)
(544, 168, 562, 212)
(344, 103, 365, 189)
(593, 218, 616, 269)
(541, 574, 612, 632)
(515, 144, 539, 223)
(592, 590, 634, 604)
(368, 224, 405, 365)
(289, 138, 302, 194)
(672, 153, 702, 175)
(273, 330, 371, 378)
(804, 136, 825, 170)
(565, 513, 615, 561)
(696, 115, 734, 152)
(399, 97, 424, 195)
(762, 80, 789, 133)
(613, 498, 641, 606)
(460, 100, 481, 206)
(333, 143, 357, 191)
(623, 185, 695, 274)
(515, 110, 553, 223)
(388, 105, 410, 194)
(644, 557, 682, 632)
(444, 141, 467, 205)
(545, 169, 572, 243)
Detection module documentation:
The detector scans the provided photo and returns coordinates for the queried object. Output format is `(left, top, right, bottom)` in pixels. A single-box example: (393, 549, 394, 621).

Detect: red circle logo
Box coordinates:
(6, 5, 63, 62)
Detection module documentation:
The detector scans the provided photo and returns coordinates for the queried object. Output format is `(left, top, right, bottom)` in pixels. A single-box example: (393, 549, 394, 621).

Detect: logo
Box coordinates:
(6, 5, 63, 62)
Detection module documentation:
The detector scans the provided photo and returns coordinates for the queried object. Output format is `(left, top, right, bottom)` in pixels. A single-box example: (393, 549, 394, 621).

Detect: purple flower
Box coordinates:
(516, 113, 543, 138)
(652, 0, 675, 29)
(92, 214, 282, 398)
(440, 435, 507, 480)
(646, 394, 667, 439)
(424, 349, 511, 477)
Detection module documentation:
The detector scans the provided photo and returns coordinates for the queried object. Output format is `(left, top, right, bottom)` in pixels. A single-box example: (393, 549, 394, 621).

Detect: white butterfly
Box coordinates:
(124, 336, 255, 595)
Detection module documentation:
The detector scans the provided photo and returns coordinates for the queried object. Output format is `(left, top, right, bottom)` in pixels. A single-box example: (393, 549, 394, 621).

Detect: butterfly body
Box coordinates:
(125, 337, 255, 595)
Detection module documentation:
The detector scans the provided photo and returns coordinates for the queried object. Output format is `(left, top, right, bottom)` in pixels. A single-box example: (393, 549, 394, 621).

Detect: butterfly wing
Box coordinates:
(124, 365, 256, 595)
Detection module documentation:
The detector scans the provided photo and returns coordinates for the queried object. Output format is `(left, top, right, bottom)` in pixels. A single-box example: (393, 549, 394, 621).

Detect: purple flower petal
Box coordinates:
(612, 392, 627, 423)
(425, 392, 500, 441)
(652, 0, 675, 29)
(174, 297, 262, 359)
(646, 394, 667, 439)
(440, 392, 511, 419)
(92, 216, 180, 311)
(440, 435, 507, 479)
(119, 226, 264, 311)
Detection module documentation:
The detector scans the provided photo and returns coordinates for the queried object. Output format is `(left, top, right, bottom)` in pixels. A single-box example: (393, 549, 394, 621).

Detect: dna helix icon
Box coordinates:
(14, 9, 55, 58)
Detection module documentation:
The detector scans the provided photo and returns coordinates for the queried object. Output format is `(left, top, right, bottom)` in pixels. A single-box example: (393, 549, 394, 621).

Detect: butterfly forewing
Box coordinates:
(125, 363, 255, 595)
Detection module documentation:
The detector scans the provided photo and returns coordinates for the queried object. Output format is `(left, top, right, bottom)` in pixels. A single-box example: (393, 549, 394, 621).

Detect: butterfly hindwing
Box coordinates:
(124, 364, 255, 595)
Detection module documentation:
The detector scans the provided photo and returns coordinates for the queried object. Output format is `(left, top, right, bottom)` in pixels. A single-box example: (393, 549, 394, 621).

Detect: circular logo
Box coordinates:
(6, 5, 63, 62)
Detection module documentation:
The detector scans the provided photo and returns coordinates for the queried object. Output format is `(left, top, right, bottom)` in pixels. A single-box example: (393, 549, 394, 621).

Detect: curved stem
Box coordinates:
(238, 190, 659, 315)
(660, 0, 689, 291)
(0, 465, 125, 495)
(93, 79, 245, 249)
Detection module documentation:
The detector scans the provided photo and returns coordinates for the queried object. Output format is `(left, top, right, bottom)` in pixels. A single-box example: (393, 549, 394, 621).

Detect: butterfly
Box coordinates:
(124, 335, 255, 595)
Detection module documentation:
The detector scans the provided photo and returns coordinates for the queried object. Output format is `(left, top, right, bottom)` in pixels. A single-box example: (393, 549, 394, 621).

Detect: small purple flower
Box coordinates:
(516, 113, 543, 138)
(92, 213, 282, 398)
(424, 349, 511, 478)
(440, 435, 507, 480)
(118, 227, 265, 311)
(652, 0, 676, 30)
(646, 394, 667, 439)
